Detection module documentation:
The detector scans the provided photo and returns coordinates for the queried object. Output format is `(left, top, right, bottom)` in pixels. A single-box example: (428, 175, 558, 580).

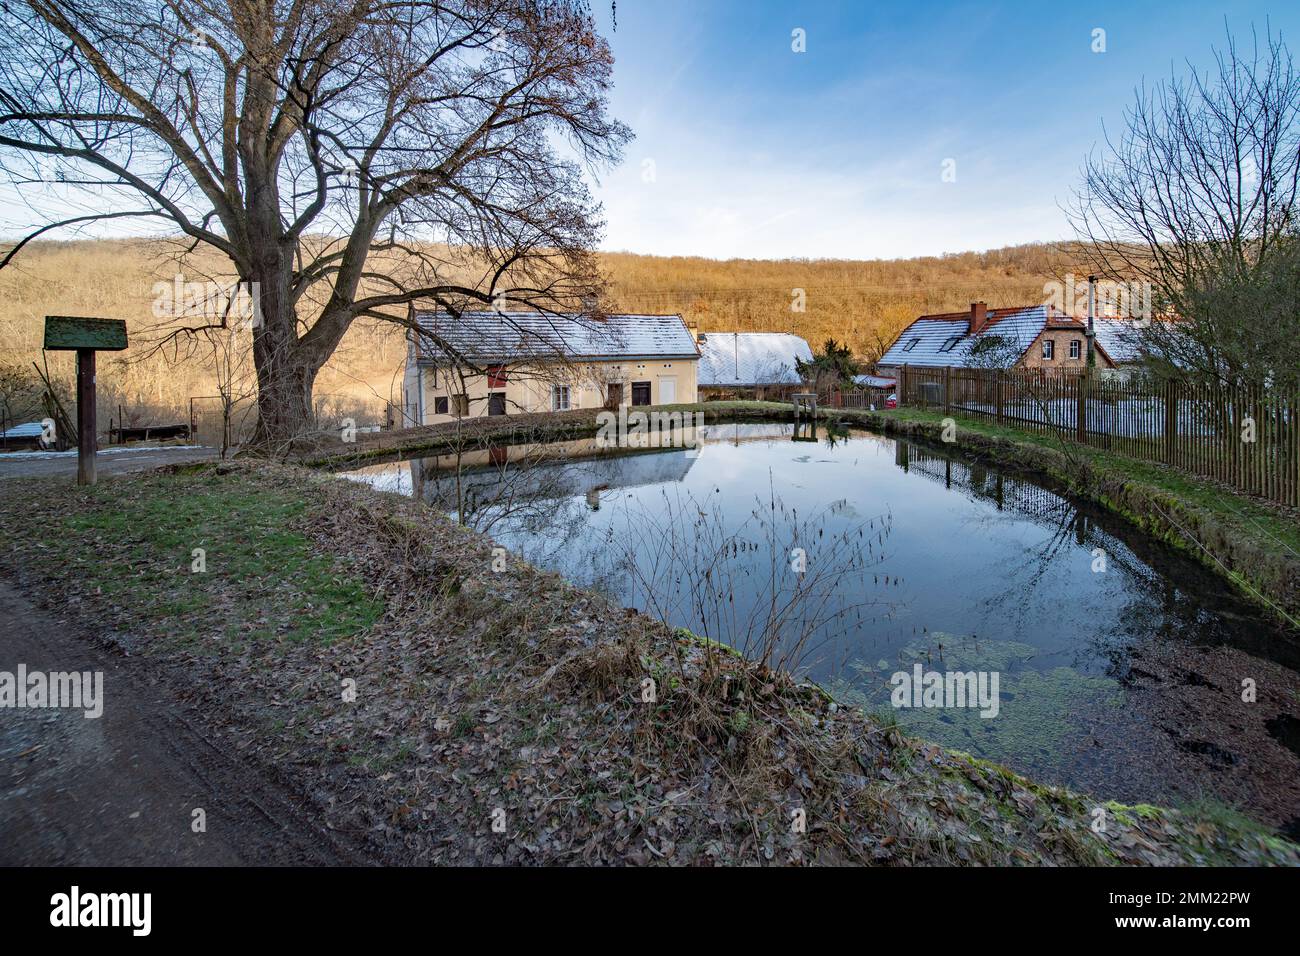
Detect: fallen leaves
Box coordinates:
(1, 461, 1295, 867)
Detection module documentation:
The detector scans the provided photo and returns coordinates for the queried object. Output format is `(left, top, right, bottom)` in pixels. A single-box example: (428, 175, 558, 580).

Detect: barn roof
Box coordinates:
(696, 332, 813, 387)
(411, 311, 699, 364)
(853, 373, 897, 389)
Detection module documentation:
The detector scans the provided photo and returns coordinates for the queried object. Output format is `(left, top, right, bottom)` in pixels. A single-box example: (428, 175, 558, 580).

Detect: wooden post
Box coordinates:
(1164, 380, 1178, 465)
(943, 366, 952, 415)
(995, 370, 1004, 425)
(1076, 369, 1087, 444)
(43, 316, 127, 485)
(900, 364, 909, 407)
(76, 348, 97, 486)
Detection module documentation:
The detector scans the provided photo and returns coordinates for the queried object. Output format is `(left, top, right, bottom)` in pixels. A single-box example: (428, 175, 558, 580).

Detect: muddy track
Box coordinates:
(0, 578, 380, 866)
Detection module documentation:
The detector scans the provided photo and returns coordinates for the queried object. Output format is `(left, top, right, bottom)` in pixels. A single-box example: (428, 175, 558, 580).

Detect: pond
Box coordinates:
(342, 420, 1300, 836)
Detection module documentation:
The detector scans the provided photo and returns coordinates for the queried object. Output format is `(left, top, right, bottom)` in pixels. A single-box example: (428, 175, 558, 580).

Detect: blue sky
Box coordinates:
(590, 0, 1300, 259)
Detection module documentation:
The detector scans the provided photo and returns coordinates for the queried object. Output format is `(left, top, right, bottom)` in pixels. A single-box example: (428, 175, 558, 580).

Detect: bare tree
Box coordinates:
(0, 0, 630, 442)
(621, 482, 894, 677)
(1069, 26, 1300, 390)
(207, 320, 259, 458)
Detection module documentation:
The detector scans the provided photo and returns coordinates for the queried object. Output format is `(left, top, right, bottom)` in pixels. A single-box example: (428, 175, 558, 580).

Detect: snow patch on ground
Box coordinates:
(0, 445, 206, 460)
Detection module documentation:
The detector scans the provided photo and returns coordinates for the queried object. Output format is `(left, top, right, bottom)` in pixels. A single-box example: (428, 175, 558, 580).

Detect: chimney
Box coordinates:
(969, 301, 988, 335)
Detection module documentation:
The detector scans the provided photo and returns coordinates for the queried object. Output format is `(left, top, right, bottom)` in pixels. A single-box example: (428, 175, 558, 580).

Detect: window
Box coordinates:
(488, 392, 506, 416)
(551, 384, 571, 411)
(487, 365, 508, 389)
(606, 382, 623, 407)
(631, 381, 651, 406)
(902, 336, 922, 352)
(1070, 339, 1081, 359)
(452, 394, 468, 417)
(1041, 339, 1055, 361)
(939, 335, 963, 353)
(434, 396, 448, 415)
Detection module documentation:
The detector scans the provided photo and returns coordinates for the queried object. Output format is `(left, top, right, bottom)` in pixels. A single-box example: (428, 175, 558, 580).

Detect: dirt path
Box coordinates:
(0, 578, 365, 866)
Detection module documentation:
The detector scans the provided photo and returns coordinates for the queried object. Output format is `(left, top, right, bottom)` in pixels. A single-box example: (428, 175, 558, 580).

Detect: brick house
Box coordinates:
(876, 302, 1139, 378)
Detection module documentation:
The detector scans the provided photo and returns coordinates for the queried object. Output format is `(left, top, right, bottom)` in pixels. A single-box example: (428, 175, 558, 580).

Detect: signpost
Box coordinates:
(43, 316, 128, 486)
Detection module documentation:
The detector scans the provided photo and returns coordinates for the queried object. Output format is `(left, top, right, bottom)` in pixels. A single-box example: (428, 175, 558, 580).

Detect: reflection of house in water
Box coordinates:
(892, 437, 1300, 668)
(703, 421, 795, 446)
(411, 441, 699, 514)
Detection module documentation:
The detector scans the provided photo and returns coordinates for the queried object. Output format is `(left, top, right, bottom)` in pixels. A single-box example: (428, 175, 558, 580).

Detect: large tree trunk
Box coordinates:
(247, 227, 320, 445)
(251, 341, 317, 445)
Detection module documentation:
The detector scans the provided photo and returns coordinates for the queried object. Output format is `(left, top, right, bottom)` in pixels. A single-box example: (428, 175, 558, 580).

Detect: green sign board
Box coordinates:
(43, 315, 128, 352)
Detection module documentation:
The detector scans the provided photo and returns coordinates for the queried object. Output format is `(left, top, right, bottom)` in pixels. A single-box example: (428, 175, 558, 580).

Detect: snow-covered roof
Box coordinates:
(412, 311, 699, 364)
(879, 304, 1151, 369)
(878, 305, 1059, 368)
(1092, 318, 1146, 364)
(696, 332, 813, 387)
(1, 422, 46, 439)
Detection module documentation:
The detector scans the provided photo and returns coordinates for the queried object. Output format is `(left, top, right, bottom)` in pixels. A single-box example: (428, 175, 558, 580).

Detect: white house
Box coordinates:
(400, 310, 700, 425)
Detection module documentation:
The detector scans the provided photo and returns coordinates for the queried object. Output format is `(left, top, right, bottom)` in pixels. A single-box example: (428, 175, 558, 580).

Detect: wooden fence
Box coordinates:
(882, 365, 1300, 507)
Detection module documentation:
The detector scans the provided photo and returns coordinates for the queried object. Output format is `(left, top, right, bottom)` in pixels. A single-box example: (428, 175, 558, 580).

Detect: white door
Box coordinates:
(658, 376, 676, 404)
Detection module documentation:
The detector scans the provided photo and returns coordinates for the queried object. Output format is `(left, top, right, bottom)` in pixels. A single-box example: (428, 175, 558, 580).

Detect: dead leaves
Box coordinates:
(2, 461, 1296, 867)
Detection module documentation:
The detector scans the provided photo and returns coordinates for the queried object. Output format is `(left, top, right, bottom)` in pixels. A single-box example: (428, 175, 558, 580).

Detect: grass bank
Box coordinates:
(0, 461, 1293, 865)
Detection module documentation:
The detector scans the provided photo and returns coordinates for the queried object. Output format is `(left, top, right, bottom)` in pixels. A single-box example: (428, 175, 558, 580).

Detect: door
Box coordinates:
(658, 377, 676, 404)
(488, 392, 506, 416)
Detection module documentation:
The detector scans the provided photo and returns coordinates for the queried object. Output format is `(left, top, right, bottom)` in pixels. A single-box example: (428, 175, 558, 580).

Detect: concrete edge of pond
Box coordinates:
(290, 402, 799, 470)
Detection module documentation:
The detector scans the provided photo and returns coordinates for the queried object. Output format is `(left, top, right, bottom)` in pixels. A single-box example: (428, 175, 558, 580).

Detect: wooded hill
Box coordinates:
(0, 239, 1085, 426)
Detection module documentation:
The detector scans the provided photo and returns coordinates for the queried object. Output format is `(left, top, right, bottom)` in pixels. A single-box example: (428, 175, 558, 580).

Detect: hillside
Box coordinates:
(0, 238, 1083, 434)
(600, 243, 1082, 358)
